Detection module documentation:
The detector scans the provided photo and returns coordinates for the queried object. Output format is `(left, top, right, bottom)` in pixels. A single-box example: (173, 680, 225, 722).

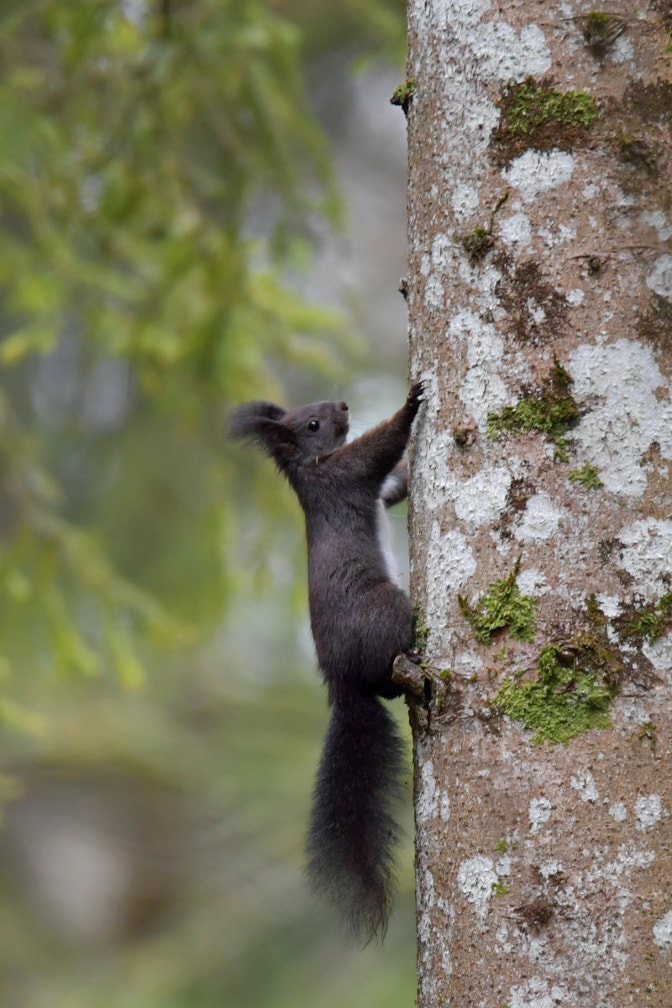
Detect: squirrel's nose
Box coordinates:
(339, 401, 348, 412)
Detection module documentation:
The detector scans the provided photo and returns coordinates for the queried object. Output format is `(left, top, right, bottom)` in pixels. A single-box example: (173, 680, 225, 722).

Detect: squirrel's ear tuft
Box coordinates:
(228, 401, 287, 441)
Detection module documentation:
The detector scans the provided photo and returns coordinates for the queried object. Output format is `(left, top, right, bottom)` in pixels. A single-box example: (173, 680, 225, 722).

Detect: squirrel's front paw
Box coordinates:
(406, 380, 425, 413)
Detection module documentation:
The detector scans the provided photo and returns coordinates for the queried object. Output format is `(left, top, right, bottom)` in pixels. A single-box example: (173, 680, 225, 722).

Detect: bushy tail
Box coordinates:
(305, 688, 405, 943)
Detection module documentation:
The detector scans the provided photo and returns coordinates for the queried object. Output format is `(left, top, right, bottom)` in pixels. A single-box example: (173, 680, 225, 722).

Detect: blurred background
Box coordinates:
(0, 1, 414, 1005)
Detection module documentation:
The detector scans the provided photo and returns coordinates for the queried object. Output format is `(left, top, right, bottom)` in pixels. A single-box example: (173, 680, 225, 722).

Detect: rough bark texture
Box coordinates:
(405, 2, 672, 1005)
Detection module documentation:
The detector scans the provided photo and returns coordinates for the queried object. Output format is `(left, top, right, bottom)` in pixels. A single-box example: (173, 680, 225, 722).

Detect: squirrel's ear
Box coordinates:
(228, 401, 287, 441)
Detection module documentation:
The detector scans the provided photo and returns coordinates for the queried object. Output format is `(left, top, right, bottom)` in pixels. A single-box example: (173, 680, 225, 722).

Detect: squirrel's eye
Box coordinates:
(308, 419, 320, 432)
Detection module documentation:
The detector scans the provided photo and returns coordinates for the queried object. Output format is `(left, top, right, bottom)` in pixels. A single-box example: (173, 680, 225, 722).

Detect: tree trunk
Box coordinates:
(404, 2, 672, 1004)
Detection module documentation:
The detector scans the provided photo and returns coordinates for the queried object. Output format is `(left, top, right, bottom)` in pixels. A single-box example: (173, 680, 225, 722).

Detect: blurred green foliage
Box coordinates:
(0, 0, 348, 694)
(0, 0, 413, 1006)
(274, 0, 406, 60)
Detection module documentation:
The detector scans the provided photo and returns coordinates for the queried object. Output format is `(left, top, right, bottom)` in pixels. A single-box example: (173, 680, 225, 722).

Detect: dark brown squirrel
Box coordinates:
(228, 381, 424, 942)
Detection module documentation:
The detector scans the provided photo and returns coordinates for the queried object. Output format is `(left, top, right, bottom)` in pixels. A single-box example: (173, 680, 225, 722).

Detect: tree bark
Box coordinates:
(405, 2, 672, 1005)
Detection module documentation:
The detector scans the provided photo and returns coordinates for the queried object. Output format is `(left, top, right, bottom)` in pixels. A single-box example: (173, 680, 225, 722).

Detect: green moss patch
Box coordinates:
(495, 643, 616, 744)
(496, 593, 665, 744)
(614, 594, 672, 645)
(458, 558, 538, 645)
(390, 79, 416, 113)
(412, 604, 430, 652)
(462, 226, 494, 262)
(487, 357, 579, 461)
(501, 80, 597, 134)
(491, 78, 598, 165)
(461, 192, 509, 265)
(568, 462, 603, 489)
(636, 721, 658, 751)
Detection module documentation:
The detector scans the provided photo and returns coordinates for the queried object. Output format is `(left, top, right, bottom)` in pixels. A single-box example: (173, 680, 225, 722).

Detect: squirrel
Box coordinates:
(228, 381, 424, 942)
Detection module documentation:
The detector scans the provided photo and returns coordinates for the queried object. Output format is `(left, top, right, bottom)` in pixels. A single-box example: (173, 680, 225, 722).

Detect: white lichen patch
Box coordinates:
(612, 33, 635, 64)
(418, 760, 451, 823)
(594, 594, 621, 619)
(453, 648, 484, 678)
(586, 842, 656, 885)
(451, 183, 481, 221)
(507, 977, 570, 1008)
(434, 0, 490, 30)
(473, 22, 551, 82)
(496, 854, 512, 877)
(653, 910, 672, 951)
(419, 865, 435, 913)
(414, 0, 505, 187)
(569, 340, 672, 498)
(419, 760, 440, 821)
(429, 524, 477, 593)
(537, 222, 577, 248)
(566, 289, 584, 306)
(423, 272, 443, 306)
(432, 2, 550, 81)
(516, 567, 550, 596)
(526, 297, 547, 326)
(635, 794, 662, 831)
(495, 920, 513, 953)
(538, 858, 563, 881)
(503, 150, 575, 203)
(410, 382, 457, 512)
(617, 518, 672, 599)
(570, 771, 599, 803)
(639, 210, 672, 242)
(643, 633, 672, 680)
(609, 803, 627, 823)
(424, 272, 444, 309)
(529, 797, 552, 834)
(426, 524, 477, 634)
(525, 842, 656, 992)
(454, 465, 512, 527)
(451, 310, 510, 429)
(422, 232, 456, 310)
(457, 258, 502, 303)
(430, 231, 453, 274)
(514, 492, 563, 541)
(619, 700, 653, 726)
(499, 211, 533, 249)
(646, 254, 672, 300)
(457, 855, 497, 922)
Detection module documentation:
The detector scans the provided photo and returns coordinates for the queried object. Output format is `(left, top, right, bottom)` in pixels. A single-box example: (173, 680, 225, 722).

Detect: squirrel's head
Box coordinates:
(228, 398, 349, 463)
(282, 400, 349, 459)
